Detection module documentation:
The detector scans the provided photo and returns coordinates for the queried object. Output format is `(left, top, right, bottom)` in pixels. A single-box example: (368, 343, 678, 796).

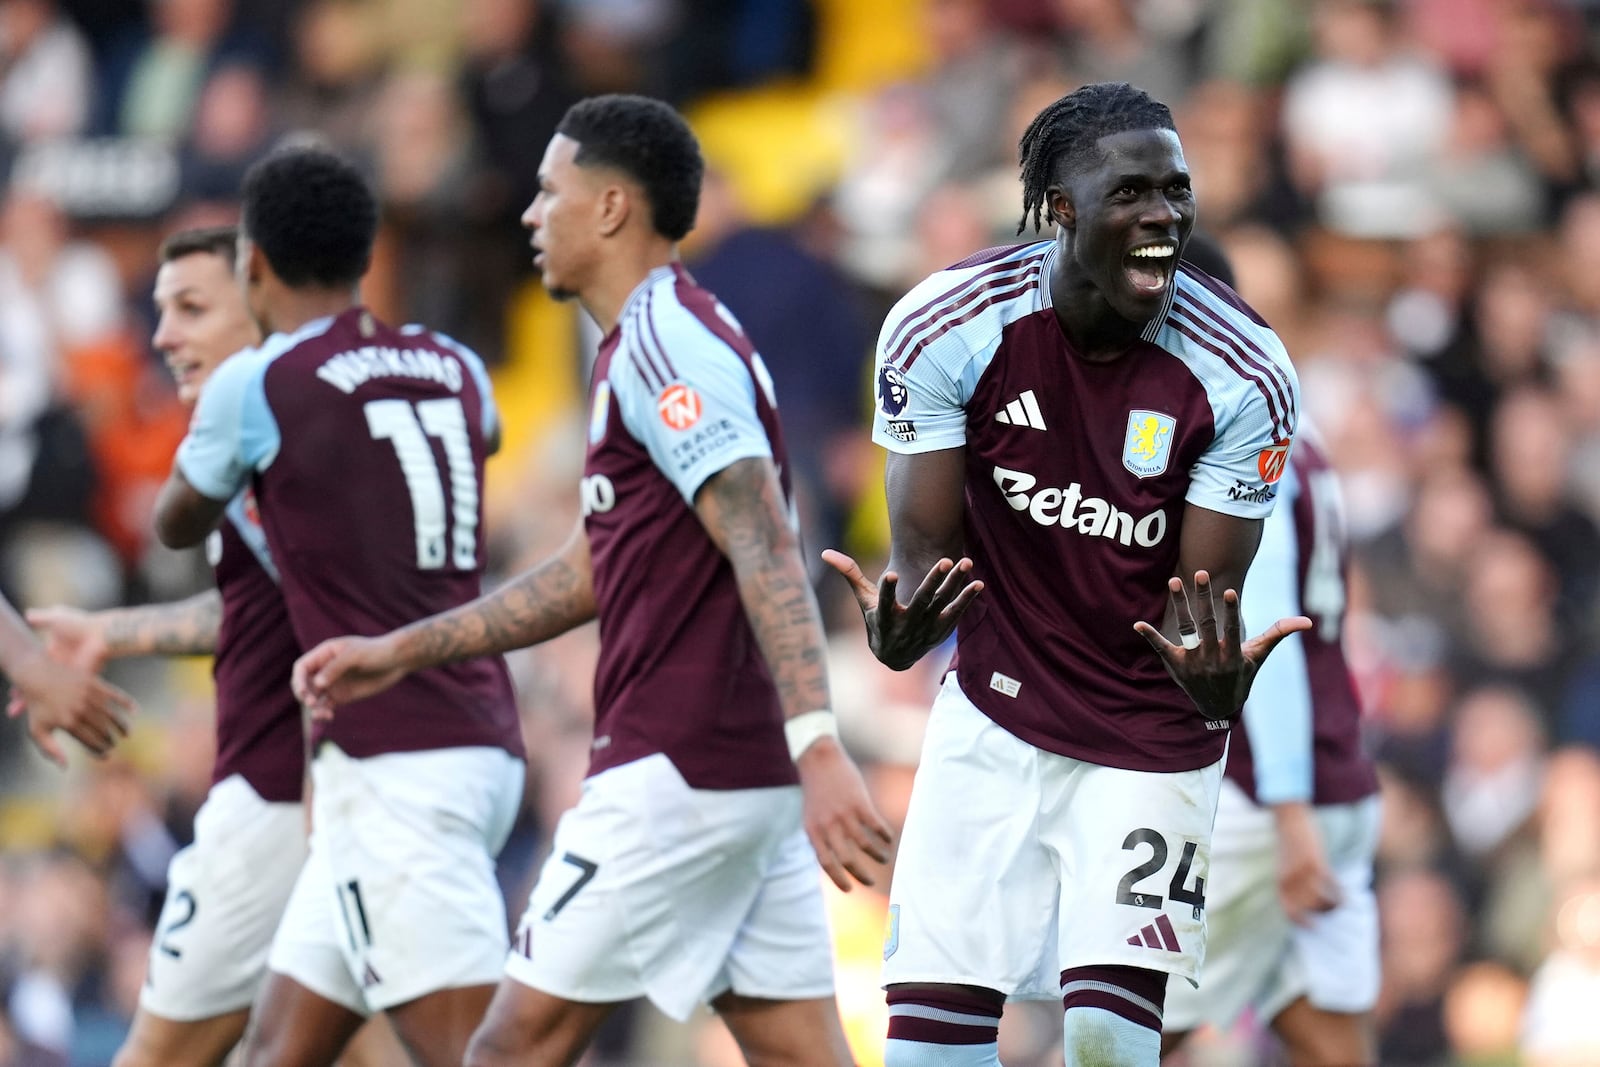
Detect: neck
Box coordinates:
(1048, 242, 1145, 362)
(579, 240, 677, 336)
(261, 285, 359, 337)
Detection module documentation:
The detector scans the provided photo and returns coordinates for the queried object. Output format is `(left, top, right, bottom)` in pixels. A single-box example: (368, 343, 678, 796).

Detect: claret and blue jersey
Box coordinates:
(176, 307, 523, 761)
(581, 263, 799, 791)
(874, 240, 1302, 773)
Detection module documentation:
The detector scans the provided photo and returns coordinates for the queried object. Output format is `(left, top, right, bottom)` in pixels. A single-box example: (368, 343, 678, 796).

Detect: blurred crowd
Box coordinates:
(1, 0, 1600, 1064)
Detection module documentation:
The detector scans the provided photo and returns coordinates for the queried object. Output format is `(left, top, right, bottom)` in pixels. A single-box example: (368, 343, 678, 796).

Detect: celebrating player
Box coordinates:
(293, 94, 889, 1067)
(824, 81, 1311, 1067)
(153, 150, 524, 1067)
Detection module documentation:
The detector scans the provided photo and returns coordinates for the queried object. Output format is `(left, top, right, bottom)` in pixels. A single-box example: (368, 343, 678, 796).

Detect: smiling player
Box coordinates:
(825, 81, 1311, 1067)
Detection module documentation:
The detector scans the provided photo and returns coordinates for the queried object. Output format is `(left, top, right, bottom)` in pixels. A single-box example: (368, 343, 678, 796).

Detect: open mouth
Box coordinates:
(1125, 243, 1176, 296)
(168, 360, 201, 387)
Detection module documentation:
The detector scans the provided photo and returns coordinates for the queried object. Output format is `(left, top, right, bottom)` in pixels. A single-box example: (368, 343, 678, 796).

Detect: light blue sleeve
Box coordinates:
(869, 283, 971, 454)
(612, 310, 772, 504)
(175, 351, 280, 501)
(1239, 464, 1313, 804)
(423, 328, 499, 445)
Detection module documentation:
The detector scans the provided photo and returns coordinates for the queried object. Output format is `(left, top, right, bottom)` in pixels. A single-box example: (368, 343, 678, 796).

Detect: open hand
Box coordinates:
(293, 635, 408, 719)
(1132, 570, 1311, 723)
(7, 652, 136, 768)
(821, 550, 982, 671)
(796, 736, 894, 891)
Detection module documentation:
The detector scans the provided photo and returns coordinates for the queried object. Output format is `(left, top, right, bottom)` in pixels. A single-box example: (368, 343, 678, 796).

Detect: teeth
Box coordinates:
(1130, 246, 1175, 258)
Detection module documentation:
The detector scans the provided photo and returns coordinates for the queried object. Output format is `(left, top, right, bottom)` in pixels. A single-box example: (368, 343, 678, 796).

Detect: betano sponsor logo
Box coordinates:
(993, 466, 1168, 547)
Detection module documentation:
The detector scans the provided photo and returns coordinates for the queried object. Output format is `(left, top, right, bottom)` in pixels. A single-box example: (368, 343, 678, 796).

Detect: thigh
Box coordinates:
(713, 993, 852, 1067)
(463, 978, 618, 1067)
(142, 778, 307, 1022)
(884, 676, 1058, 997)
(385, 984, 497, 1067)
(239, 973, 366, 1067)
(507, 754, 792, 1022)
(1050, 755, 1225, 987)
(113, 1007, 249, 1067)
(312, 745, 524, 1013)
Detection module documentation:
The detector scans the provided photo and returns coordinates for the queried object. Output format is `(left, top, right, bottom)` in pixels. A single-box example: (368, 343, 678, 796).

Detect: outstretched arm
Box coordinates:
(696, 456, 892, 891)
(823, 448, 982, 670)
(28, 591, 223, 673)
(295, 521, 596, 709)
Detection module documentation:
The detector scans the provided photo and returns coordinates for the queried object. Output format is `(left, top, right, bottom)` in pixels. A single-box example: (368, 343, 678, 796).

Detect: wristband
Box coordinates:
(785, 709, 839, 761)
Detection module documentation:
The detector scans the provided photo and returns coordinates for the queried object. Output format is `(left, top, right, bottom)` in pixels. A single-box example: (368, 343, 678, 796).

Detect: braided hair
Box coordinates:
(1016, 82, 1176, 235)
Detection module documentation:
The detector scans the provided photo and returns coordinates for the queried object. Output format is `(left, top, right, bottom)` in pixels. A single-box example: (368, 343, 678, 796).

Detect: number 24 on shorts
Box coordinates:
(1116, 828, 1207, 919)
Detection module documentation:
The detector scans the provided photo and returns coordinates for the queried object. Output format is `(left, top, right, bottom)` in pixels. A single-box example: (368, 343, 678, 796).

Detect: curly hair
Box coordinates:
(556, 95, 704, 241)
(1016, 82, 1176, 235)
(240, 147, 378, 287)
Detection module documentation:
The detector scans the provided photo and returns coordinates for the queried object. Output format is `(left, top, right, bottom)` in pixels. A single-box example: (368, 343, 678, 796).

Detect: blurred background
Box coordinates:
(0, 0, 1598, 1063)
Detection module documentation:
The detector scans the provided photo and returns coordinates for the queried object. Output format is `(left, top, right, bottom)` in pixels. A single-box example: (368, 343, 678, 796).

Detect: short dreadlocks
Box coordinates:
(1016, 82, 1176, 235)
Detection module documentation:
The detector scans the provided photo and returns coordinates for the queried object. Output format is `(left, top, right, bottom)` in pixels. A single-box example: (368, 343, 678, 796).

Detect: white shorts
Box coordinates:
(1164, 781, 1381, 1031)
(505, 752, 834, 1022)
(882, 675, 1225, 998)
(140, 774, 307, 1021)
(267, 743, 524, 1014)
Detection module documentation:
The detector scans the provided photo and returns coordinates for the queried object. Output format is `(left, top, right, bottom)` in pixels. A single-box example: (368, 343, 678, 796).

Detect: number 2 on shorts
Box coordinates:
(1115, 828, 1207, 915)
(156, 889, 198, 959)
(544, 852, 598, 920)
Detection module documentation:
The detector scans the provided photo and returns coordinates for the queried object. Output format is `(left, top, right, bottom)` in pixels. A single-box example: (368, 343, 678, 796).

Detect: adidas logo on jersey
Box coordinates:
(993, 466, 1168, 547)
(1125, 914, 1182, 952)
(994, 390, 1047, 430)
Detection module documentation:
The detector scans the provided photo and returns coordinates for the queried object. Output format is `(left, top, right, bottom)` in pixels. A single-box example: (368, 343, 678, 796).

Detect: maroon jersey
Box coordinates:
(581, 264, 797, 790)
(873, 244, 1300, 773)
(1224, 434, 1379, 806)
(176, 307, 522, 760)
(207, 487, 304, 802)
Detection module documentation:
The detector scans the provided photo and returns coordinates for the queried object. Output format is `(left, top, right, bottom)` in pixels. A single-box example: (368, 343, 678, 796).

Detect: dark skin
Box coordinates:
(824, 126, 1310, 723)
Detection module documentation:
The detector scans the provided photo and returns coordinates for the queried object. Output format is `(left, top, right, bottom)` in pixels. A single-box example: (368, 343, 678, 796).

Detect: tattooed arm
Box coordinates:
(695, 456, 892, 890)
(294, 521, 596, 709)
(694, 456, 830, 717)
(28, 592, 223, 673)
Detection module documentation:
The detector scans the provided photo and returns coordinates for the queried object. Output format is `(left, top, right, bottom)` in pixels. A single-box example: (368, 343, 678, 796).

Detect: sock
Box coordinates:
(883, 986, 1004, 1067)
(1059, 965, 1165, 1067)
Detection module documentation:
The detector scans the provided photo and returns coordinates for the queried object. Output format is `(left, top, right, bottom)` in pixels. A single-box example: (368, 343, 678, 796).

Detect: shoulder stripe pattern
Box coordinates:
(620, 303, 664, 392)
(1174, 293, 1295, 417)
(891, 250, 1049, 372)
(1139, 282, 1178, 343)
(1170, 290, 1296, 438)
(642, 289, 680, 380)
(883, 244, 1044, 362)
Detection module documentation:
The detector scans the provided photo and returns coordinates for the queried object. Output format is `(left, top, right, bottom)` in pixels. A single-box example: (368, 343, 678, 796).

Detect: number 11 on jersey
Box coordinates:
(365, 397, 479, 571)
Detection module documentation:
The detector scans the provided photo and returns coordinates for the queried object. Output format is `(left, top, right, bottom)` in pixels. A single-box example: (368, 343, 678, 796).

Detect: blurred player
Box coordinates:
(152, 149, 524, 1067)
(823, 82, 1309, 1067)
(293, 94, 889, 1067)
(1160, 241, 1379, 1065)
(25, 227, 406, 1067)
(0, 590, 132, 766)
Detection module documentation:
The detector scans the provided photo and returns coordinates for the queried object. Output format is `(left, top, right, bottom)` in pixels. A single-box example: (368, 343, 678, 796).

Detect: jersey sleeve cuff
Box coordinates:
(1183, 488, 1276, 521)
(175, 451, 241, 504)
(680, 442, 776, 505)
(871, 427, 967, 454)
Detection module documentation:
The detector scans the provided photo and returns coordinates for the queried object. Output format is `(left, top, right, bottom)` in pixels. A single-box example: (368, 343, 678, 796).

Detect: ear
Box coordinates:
(1048, 186, 1074, 230)
(596, 184, 631, 238)
(244, 240, 269, 287)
